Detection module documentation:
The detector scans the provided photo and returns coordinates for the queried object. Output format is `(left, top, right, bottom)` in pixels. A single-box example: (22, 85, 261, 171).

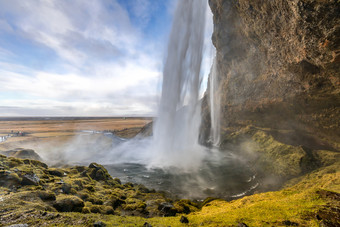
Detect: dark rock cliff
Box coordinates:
(202, 0, 340, 151)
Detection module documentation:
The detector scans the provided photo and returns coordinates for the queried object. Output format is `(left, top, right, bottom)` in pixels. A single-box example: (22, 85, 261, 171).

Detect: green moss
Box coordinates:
(86, 195, 103, 205)
(123, 198, 146, 211)
(53, 194, 85, 212)
(251, 130, 306, 177)
(173, 199, 199, 214)
(82, 206, 91, 214)
(8, 157, 24, 168)
(37, 190, 56, 201)
(1, 152, 338, 226)
(314, 150, 340, 166)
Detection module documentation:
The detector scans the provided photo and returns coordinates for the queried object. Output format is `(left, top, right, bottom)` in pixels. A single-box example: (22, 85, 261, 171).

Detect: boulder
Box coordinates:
(47, 168, 64, 177)
(0, 170, 21, 188)
(53, 195, 84, 212)
(87, 163, 113, 182)
(21, 173, 40, 186)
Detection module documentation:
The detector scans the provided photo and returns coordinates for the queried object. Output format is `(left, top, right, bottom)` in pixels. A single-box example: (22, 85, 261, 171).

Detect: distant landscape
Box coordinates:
(0, 117, 151, 154)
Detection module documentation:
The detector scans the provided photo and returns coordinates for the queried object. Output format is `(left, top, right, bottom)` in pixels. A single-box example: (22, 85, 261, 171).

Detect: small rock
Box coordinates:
(47, 169, 63, 177)
(93, 221, 106, 227)
(21, 173, 40, 186)
(180, 216, 189, 224)
(238, 223, 249, 227)
(158, 203, 177, 217)
(56, 179, 64, 184)
(10, 185, 17, 192)
(89, 163, 100, 169)
(143, 222, 152, 227)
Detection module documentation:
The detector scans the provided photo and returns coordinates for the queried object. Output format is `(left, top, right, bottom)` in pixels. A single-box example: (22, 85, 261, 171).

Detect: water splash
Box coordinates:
(150, 0, 208, 171)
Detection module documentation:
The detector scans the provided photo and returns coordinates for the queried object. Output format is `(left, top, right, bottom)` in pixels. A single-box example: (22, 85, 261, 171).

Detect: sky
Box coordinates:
(0, 0, 213, 117)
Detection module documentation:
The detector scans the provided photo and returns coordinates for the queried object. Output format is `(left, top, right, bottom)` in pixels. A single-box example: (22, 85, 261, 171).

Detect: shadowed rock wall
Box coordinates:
(202, 0, 340, 150)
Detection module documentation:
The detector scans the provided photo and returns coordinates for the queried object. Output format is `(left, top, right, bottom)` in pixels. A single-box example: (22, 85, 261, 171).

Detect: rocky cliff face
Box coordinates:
(202, 0, 340, 152)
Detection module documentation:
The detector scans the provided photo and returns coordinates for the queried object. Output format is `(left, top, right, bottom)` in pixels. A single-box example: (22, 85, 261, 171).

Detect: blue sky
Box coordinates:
(0, 0, 213, 116)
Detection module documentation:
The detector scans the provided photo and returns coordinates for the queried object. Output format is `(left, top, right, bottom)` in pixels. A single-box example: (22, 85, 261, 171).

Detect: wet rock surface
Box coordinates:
(202, 0, 340, 149)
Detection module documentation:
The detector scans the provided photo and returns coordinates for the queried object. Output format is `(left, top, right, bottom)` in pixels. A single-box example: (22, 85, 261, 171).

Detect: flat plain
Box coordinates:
(0, 117, 151, 153)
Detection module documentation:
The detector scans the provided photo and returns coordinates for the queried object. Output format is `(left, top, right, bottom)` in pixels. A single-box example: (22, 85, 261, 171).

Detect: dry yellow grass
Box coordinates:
(0, 118, 151, 152)
(0, 118, 151, 134)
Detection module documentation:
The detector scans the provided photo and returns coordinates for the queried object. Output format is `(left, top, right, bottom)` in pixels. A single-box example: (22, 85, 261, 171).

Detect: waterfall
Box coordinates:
(150, 0, 207, 171)
(209, 59, 221, 146)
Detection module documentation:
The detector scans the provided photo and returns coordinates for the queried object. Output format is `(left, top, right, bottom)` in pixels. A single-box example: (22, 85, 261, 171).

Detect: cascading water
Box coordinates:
(150, 0, 207, 171)
(42, 0, 258, 199)
(208, 59, 221, 147)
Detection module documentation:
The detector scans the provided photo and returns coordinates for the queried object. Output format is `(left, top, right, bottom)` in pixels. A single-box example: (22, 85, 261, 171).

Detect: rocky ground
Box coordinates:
(0, 128, 339, 226)
(0, 149, 202, 226)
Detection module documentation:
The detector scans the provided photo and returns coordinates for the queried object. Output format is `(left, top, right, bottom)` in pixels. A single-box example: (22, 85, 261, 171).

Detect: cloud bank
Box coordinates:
(0, 0, 175, 116)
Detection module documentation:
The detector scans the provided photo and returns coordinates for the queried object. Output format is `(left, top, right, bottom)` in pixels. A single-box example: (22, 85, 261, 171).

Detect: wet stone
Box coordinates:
(158, 203, 177, 217)
(93, 221, 106, 227)
(21, 173, 40, 186)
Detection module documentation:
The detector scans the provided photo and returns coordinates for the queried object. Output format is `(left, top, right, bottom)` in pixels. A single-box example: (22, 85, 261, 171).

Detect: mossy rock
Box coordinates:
(87, 195, 104, 205)
(24, 159, 48, 168)
(173, 199, 199, 214)
(200, 197, 219, 207)
(87, 163, 113, 182)
(123, 198, 147, 211)
(8, 157, 24, 168)
(47, 168, 64, 177)
(157, 202, 177, 217)
(53, 195, 84, 212)
(82, 206, 91, 214)
(37, 190, 56, 201)
(0, 170, 21, 188)
(21, 173, 40, 186)
(89, 204, 114, 214)
(105, 195, 125, 209)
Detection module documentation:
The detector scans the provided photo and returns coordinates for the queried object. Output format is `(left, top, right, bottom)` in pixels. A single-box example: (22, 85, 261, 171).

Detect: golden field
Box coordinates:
(0, 117, 151, 152)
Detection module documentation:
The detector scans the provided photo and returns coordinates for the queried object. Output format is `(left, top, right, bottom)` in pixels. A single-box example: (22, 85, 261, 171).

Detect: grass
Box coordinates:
(0, 122, 339, 226)
(0, 118, 151, 153)
(0, 118, 151, 134)
(0, 152, 338, 226)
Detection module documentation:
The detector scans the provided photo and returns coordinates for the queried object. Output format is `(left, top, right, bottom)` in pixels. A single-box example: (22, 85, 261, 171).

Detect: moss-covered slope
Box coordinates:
(0, 143, 339, 226)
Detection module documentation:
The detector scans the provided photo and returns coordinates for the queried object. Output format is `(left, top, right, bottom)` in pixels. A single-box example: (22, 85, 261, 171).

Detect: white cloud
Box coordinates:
(0, 0, 172, 116)
(0, 59, 159, 116)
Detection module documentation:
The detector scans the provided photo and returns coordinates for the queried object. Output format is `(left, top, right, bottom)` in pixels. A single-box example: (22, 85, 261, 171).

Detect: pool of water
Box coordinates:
(105, 152, 259, 200)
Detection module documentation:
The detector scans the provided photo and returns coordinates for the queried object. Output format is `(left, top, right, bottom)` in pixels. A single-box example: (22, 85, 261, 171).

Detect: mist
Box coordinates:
(31, 0, 259, 199)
